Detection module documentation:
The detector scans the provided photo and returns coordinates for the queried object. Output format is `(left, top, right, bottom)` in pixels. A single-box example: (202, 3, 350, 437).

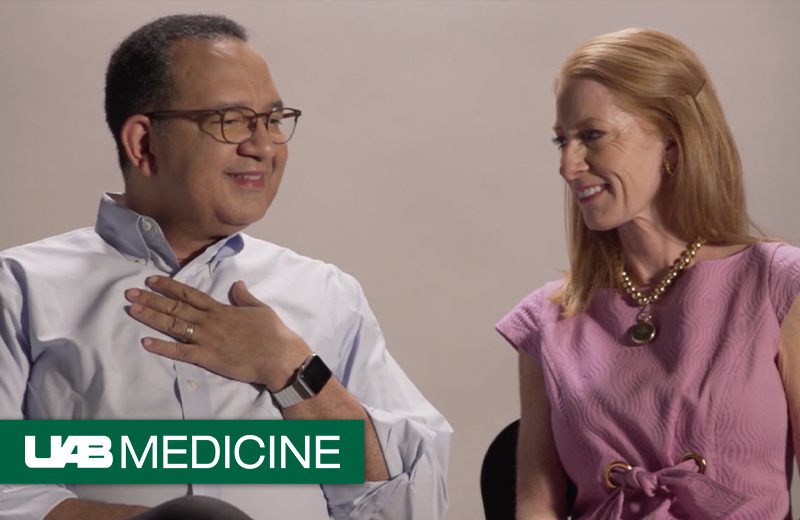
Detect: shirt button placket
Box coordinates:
(173, 271, 212, 419)
(174, 270, 221, 499)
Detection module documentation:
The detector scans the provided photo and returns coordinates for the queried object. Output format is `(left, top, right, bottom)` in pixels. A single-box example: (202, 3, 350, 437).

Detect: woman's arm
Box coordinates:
(778, 293, 800, 477)
(517, 352, 569, 519)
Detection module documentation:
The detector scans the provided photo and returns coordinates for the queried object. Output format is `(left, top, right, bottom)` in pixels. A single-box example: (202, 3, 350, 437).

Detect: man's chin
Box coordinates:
(214, 221, 257, 236)
(218, 210, 269, 233)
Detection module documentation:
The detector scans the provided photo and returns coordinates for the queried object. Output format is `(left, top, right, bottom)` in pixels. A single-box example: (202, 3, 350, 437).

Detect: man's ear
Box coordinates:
(120, 115, 158, 177)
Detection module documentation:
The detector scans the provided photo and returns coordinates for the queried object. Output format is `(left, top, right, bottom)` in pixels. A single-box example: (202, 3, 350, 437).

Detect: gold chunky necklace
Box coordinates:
(618, 238, 705, 345)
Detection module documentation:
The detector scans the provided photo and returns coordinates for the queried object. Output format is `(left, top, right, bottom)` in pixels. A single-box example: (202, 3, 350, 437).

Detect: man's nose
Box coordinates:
(559, 142, 587, 182)
(238, 118, 279, 159)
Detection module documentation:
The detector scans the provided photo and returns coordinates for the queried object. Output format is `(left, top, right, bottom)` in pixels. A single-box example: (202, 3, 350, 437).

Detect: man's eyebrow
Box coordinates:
(212, 101, 246, 111)
(211, 100, 285, 111)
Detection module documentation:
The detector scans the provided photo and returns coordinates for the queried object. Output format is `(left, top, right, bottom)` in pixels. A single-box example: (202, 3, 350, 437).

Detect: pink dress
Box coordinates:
(497, 242, 800, 519)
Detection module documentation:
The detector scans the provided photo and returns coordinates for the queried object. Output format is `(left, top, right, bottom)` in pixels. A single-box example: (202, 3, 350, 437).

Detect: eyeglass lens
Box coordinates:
(204, 108, 297, 144)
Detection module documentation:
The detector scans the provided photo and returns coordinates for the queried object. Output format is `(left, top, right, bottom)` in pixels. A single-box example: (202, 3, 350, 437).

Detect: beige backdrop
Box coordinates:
(2, 1, 799, 518)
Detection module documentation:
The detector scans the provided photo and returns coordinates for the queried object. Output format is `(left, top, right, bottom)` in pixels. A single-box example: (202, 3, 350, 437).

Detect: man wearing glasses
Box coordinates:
(0, 14, 451, 520)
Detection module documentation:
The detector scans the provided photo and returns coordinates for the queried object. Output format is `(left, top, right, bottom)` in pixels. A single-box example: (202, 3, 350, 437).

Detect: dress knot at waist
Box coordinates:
(624, 466, 659, 496)
(589, 459, 751, 520)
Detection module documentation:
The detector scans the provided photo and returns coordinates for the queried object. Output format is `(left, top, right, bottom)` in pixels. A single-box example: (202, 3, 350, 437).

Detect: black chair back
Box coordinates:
(480, 419, 576, 519)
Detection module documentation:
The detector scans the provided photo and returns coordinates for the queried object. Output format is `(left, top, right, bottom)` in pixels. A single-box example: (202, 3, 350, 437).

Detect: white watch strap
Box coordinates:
(272, 355, 316, 409)
(272, 384, 306, 408)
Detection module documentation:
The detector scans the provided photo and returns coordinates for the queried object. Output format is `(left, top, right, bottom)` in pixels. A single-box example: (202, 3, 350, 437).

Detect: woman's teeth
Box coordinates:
(577, 185, 604, 200)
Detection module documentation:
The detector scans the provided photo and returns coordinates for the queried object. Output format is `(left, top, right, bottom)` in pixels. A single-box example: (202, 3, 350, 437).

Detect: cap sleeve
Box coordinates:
(496, 287, 547, 364)
(768, 243, 800, 325)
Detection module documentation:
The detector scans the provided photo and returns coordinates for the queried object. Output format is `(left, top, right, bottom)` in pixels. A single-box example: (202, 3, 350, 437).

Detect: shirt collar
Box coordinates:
(94, 192, 244, 274)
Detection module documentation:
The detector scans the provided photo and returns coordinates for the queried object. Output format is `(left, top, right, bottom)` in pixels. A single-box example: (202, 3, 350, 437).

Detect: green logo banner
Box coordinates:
(0, 420, 364, 484)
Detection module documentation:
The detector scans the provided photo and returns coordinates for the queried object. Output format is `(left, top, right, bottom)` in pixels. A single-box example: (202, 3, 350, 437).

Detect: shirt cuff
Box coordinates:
(323, 474, 407, 520)
(321, 406, 450, 520)
(0, 484, 76, 520)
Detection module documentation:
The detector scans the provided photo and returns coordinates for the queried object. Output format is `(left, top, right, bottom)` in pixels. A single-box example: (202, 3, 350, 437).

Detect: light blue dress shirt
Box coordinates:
(0, 193, 452, 520)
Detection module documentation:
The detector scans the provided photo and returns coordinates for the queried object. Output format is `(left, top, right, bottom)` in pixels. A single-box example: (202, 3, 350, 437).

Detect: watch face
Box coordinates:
(301, 355, 332, 394)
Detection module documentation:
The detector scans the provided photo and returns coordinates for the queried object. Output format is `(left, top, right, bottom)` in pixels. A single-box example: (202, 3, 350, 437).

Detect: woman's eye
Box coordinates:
(551, 136, 566, 150)
(581, 129, 604, 142)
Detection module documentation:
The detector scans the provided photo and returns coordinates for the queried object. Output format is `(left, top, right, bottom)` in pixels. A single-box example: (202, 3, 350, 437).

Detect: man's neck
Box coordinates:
(116, 192, 229, 268)
(160, 228, 223, 267)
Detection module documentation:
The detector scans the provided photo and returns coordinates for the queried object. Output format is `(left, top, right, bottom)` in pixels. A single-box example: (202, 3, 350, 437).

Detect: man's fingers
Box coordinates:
(129, 303, 201, 343)
(127, 289, 199, 321)
(146, 275, 216, 311)
(142, 337, 199, 363)
(230, 280, 266, 308)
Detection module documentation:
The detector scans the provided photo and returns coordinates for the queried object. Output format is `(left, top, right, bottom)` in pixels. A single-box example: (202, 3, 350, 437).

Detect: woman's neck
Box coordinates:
(616, 220, 689, 287)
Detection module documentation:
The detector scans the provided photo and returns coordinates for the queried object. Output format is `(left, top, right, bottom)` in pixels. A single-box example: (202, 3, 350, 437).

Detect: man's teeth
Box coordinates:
(577, 185, 604, 199)
(230, 174, 262, 180)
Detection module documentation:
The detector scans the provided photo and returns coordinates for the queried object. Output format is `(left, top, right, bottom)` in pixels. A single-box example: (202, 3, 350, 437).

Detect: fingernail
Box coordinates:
(131, 303, 144, 313)
(146, 276, 160, 285)
(127, 289, 141, 298)
(142, 338, 153, 348)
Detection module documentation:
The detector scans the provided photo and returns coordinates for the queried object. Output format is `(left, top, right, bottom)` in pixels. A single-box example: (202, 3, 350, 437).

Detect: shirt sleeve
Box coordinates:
(0, 265, 77, 519)
(767, 243, 800, 324)
(495, 287, 546, 365)
(320, 271, 452, 520)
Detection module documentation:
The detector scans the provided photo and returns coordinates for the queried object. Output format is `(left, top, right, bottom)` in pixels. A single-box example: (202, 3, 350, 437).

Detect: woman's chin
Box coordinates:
(581, 217, 619, 233)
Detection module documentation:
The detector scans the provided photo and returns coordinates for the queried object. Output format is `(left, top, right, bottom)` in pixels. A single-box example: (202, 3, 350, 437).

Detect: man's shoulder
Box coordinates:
(239, 233, 361, 291)
(0, 227, 105, 264)
(0, 227, 106, 299)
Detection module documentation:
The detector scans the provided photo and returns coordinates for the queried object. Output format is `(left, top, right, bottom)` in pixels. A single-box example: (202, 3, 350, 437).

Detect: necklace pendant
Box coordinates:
(618, 237, 704, 346)
(630, 318, 657, 345)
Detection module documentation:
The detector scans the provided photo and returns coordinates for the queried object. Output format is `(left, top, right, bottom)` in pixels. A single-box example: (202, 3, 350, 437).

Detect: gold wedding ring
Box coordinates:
(182, 322, 195, 343)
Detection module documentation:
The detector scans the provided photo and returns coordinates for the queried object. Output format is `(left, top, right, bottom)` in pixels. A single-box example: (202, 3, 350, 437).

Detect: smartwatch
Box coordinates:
(272, 354, 332, 409)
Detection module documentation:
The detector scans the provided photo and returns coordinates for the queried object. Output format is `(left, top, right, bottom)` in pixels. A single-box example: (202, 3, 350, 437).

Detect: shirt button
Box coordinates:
(187, 379, 198, 389)
(177, 276, 186, 283)
(136, 258, 147, 265)
(142, 220, 153, 232)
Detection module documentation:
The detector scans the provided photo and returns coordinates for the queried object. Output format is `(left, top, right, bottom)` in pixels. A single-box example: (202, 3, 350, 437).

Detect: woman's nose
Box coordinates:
(559, 143, 586, 181)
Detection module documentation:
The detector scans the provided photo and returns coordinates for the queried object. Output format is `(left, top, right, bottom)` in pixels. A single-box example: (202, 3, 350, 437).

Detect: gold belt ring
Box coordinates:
(679, 452, 707, 474)
(603, 461, 633, 489)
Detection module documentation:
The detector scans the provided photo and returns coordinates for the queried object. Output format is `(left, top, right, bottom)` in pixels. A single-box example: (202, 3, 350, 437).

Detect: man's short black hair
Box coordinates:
(104, 14, 248, 170)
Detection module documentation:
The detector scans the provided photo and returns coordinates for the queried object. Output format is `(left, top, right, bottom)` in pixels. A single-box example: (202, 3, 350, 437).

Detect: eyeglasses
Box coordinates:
(144, 106, 301, 144)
